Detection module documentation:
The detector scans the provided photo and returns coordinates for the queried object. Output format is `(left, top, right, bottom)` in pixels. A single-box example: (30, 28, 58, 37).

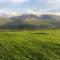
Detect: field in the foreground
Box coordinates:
(0, 29, 60, 60)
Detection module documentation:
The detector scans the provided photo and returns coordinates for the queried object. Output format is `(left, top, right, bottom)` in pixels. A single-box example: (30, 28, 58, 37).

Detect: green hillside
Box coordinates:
(0, 18, 10, 24)
(0, 29, 60, 60)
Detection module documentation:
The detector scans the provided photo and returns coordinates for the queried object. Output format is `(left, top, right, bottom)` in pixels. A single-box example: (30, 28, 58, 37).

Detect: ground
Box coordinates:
(0, 29, 60, 60)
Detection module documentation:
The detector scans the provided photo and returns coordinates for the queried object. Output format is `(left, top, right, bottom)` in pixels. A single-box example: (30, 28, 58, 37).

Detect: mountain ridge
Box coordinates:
(0, 14, 60, 29)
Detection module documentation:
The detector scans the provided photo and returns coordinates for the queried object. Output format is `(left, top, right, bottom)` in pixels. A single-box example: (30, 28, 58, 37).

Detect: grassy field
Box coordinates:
(0, 29, 60, 60)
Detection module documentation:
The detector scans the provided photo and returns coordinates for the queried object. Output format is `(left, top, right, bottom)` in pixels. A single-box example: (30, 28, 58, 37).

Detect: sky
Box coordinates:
(0, 0, 60, 16)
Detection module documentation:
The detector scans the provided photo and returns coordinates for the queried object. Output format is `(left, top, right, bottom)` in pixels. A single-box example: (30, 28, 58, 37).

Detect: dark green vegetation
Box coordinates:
(0, 29, 60, 60)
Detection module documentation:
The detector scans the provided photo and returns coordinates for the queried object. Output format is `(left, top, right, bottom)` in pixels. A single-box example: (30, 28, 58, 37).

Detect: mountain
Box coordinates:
(0, 14, 60, 29)
(9, 14, 60, 29)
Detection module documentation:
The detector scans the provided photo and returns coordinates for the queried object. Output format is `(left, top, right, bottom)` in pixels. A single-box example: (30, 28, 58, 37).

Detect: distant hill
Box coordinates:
(0, 14, 60, 29)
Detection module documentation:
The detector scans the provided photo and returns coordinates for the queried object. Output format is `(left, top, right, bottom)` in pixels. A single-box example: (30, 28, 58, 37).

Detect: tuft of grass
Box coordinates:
(0, 29, 60, 60)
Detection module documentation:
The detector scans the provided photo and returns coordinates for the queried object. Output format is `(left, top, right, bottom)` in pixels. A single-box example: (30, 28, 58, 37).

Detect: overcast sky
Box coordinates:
(0, 0, 60, 16)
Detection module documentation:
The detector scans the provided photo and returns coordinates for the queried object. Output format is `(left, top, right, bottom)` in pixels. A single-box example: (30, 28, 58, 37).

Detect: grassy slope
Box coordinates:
(0, 29, 60, 60)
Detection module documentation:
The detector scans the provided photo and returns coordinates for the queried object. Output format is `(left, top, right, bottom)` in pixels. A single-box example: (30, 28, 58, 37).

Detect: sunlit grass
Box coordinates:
(0, 29, 60, 60)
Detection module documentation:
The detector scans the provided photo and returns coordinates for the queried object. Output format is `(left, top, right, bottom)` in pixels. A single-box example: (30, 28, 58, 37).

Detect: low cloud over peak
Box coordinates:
(0, 8, 60, 17)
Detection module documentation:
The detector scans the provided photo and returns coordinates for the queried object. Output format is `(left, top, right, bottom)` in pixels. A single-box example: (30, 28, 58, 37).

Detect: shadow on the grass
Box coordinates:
(34, 32, 48, 35)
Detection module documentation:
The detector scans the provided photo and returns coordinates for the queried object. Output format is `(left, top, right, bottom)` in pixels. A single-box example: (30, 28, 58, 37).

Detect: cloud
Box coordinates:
(0, 8, 60, 17)
(26, 9, 49, 15)
(46, 0, 60, 7)
(0, 9, 21, 17)
(26, 9, 60, 16)
(0, 0, 60, 16)
(0, 0, 29, 4)
(10, 0, 29, 4)
(5, 11, 21, 16)
(38, 0, 60, 11)
(50, 12, 60, 16)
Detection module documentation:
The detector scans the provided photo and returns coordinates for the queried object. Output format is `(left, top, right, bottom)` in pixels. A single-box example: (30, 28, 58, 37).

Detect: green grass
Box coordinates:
(0, 29, 60, 60)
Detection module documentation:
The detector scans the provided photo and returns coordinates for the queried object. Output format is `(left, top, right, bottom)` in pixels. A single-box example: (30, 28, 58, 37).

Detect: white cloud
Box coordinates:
(0, 9, 21, 17)
(0, 8, 60, 17)
(26, 9, 60, 16)
(10, 0, 29, 4)
(38, 0, 60, 10)
(5, 11, 21, 16)
(47, 0, 60, 7)
(0, 0, 29, 4)
(26, 9, 50, 15)
(50, 12, 60, 16)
